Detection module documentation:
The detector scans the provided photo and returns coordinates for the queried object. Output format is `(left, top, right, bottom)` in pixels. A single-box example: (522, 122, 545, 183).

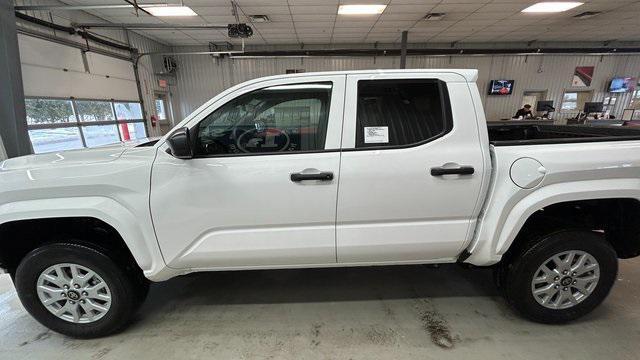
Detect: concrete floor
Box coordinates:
(1, 259, 639, 360)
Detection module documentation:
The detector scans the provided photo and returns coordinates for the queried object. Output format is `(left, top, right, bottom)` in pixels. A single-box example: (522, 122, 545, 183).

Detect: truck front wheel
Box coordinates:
(14, 243, 139, 338)
(501, 230, 618, 323)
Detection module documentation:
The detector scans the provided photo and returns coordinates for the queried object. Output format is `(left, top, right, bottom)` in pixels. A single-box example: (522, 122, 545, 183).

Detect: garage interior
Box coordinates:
(1, 0, 640, 359)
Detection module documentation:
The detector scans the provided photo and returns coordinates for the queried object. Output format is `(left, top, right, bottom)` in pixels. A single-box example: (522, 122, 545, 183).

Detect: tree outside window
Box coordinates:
(25, 98, 147, 154)
(25, 99, 75, 124)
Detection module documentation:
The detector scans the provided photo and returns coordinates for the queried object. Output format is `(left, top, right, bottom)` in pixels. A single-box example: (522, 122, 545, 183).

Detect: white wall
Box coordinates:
(171, 51, 640, 122)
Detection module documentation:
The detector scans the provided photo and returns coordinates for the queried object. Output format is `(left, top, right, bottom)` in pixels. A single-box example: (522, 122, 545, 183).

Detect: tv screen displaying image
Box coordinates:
(488, 80, 514, 95)
(608, 77, 637, 93)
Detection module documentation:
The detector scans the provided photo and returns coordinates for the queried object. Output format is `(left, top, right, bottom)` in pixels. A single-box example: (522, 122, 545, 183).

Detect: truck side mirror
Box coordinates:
(166, 127, 193, 159)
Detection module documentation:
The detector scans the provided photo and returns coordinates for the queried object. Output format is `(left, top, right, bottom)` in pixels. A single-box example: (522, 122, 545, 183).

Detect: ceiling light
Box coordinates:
(522, 2, 583, 13)
(146, 6, 197, 17)
(338, 4, 387, 15)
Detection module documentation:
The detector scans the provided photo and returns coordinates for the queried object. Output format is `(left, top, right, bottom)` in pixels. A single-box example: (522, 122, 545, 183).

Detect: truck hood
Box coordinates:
(0, 138, 158, 172)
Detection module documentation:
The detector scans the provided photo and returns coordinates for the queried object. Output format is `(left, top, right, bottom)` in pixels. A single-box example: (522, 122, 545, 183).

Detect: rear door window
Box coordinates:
(355, 79, 451, 148)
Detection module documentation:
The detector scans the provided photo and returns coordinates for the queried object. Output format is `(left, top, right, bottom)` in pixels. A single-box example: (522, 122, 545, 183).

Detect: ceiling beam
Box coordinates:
(73, 23, 228, 30)
(14, 4, 169, 11)
(229, 47, 640, 57)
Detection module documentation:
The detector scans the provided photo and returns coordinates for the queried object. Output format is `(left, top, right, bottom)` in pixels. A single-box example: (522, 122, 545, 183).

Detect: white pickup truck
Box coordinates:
(2, 69, 640, 338)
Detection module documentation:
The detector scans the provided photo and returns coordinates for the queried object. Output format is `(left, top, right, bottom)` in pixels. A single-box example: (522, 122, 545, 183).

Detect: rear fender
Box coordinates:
(466, 178, 640, 265)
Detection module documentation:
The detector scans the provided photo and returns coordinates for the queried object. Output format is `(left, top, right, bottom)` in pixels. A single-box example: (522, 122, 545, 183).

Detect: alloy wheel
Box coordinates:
(36, 263, 112, 323)
(530, 250, 600, 310)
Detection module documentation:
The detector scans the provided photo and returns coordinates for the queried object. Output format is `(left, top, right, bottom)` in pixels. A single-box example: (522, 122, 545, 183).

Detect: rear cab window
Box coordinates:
(353, 79, 453, 150)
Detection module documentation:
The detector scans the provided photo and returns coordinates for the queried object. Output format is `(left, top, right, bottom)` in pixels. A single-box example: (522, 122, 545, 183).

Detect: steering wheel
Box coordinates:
(235, 127, 290, 153)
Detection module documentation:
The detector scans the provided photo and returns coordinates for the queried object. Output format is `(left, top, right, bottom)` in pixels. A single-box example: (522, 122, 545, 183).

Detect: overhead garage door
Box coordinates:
(19, 34, 147, 153)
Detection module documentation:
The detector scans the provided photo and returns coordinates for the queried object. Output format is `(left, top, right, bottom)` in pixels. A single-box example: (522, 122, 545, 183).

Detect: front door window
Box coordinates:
(195, 82, 332, 156)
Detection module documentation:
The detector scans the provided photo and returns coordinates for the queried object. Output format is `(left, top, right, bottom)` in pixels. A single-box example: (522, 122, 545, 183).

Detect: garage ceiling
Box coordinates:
(59, 0, 640, 46)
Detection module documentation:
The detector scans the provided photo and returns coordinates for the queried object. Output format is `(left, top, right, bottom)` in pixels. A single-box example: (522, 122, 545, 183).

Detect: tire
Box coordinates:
(502, 230, 618, 324)
(15, 243, 138, 338)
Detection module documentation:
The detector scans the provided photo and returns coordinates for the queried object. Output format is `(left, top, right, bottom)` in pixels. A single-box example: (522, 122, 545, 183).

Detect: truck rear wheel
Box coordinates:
(501, 230, 617, 323)
(14, 243, 139, 338)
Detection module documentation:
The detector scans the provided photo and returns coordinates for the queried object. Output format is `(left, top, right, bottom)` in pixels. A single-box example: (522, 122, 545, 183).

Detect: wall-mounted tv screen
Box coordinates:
(608, 77, 637, 93)
(488, 80, 514, 95)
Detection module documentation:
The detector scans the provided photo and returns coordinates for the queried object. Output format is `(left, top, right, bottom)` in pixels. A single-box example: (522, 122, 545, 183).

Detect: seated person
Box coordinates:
(513, 104, 533, 119)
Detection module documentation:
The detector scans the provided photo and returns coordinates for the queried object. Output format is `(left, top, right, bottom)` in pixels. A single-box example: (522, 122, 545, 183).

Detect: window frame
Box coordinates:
(190, 81, 337, 159)
(560, 90, 593, 112)
(25, 96, 147, 153)
(561, 91, 579, 111)
(346, 78, 453, 152)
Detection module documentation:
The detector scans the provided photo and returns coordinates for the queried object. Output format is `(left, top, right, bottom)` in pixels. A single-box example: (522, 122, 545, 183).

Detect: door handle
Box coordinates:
(290, 171, 334, 182)
(430, 165, 475, 176)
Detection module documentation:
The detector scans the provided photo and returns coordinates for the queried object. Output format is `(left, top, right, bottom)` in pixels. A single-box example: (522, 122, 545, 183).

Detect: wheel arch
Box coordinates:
(465, 178, 640, 266)
(502, 198, 640, 261)
(0, 196, 164, 276)
(495, 179, 640, 260)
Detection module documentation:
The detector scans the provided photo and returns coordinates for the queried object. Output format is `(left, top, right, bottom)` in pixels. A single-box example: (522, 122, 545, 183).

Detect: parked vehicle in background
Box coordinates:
(2, 69, 640, 338)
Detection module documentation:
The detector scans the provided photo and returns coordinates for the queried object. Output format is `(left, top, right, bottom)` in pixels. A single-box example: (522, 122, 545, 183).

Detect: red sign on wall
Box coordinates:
(158, 79, 168, 88)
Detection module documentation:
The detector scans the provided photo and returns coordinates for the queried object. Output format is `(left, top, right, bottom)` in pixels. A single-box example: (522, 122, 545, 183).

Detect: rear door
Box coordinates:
(336, 72, 486, 263)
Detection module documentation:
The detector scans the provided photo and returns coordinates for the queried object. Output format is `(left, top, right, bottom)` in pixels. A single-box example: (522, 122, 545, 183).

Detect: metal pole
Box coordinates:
(133, 61, 150, 137)
(70, 99, 88, 148)
(126, 30, 150, 138)
(0, 1, 32, 157)
(400, 30, 408, 69)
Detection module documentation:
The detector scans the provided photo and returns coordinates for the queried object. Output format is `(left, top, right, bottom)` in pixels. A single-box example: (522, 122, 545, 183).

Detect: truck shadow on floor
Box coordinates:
(121, 263, 622, 349)
(139, 264, 499, 308)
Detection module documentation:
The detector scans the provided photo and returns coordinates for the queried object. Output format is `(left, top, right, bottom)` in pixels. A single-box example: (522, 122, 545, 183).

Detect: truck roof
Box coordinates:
(258, 69, 479, 82)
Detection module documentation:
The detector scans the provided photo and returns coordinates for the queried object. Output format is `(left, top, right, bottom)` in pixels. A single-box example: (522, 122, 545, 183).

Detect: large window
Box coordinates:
(355, 79, 449, 148)
(195, 82, 332, 156)
(25, 98, 147, 153)
(561, 91, 592, 111)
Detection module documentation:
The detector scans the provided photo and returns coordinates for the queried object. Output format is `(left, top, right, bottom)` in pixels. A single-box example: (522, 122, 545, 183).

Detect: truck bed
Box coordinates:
(488, 122, 640, 146)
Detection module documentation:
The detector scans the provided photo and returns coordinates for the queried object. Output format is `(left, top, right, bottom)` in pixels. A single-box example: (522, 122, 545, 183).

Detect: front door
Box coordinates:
(336, 73, 486, 263)
(151, 75, 345, 269)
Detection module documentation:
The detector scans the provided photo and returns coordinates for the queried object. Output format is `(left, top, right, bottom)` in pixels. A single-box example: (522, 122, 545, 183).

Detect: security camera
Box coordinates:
(228, 24, 253, 38)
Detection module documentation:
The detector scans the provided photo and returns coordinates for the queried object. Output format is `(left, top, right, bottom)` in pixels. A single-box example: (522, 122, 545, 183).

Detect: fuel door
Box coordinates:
(510, 157, 546, 189)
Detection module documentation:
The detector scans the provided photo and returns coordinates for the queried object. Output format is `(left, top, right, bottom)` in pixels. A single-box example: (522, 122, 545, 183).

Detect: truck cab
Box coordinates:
(152, 70, 489, 270)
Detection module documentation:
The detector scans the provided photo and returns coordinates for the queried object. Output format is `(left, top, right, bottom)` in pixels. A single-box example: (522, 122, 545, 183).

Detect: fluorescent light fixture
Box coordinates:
(338, 4, 386, 15)
(146, 6, 197, 17)
(573, 11, 600, 19)
(424, 13, 446, 21)
(522, 2, 583, 13)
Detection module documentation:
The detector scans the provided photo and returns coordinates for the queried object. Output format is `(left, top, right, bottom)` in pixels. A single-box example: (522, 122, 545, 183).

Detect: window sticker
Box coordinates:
(364, 126, 389, 143)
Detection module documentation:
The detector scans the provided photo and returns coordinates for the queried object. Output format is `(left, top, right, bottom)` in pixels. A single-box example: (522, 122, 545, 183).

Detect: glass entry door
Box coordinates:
(154, 93, 172, 135)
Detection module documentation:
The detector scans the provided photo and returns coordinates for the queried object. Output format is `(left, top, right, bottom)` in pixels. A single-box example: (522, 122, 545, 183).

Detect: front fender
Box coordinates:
(0, 196, 166, 278)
